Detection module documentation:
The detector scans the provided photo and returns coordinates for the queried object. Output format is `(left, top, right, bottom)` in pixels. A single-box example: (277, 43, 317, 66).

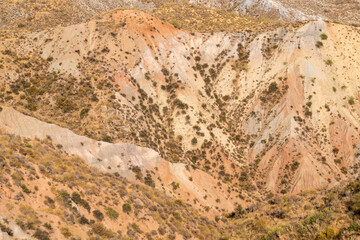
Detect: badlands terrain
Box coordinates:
(0, 0, 360, 239)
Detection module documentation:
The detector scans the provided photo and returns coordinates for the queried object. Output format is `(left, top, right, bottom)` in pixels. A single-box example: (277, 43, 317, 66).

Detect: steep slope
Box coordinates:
(0, 107, 243, 213)
(2, 122, 360, 239)
(1, 9, 360, 195)
(1, 3, 360, 240)
(0, 128, 223, 240)
(241, 21, 360, 193)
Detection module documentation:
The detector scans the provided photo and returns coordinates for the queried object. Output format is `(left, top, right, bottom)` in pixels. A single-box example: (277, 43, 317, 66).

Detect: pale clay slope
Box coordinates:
(197, 20, 360, 192)
(216, 21, 360, 192)
(0, 107, 235, 212)
(243, 21, 360, 192)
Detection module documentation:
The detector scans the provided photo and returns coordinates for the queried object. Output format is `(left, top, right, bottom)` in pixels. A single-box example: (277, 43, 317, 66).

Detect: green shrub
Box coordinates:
(80, 108, 90, 119)
(222, 95, 230, 101)
(234, 205, 245, 217)
(131, 223, 142, 233)
(79, 199, 91, 212)
(268, 82, 278, 93)
(131, 166, 143, 180)
(303, 211, 326, 225)
(316, 41, 323, 48)
(122, 203, 132, 213)
(102, 135, 112, 143)
(26, 86, 45, 96)
(105, 207, 119, 220)
(350, 192, 360, 214)
(348, 222, 360, 231)
(21, 184, 31, 194)
(71, 192, 90, 212)
(174, 199, 183, 206)
(348, 97, 355, 105)
(171, 182, 180, 190)
(173, 211, 182, 221)
(71, 192, 81, 203)
(17, 204, 39, 230)
(325, 59, 333, 66)
(33, 229, 50, 240)
(55, 97, 75, 113)
(78, 216, 89, 225)
(43, 223, 52, 230)
(59, 190, 69, 199)
(93, 210, 104, 221)
(253, 218, 267, 232)
(264, 226, 284, 240)
(315, 227, 339, 240)
(291, 161, 300, 171)
(320, 34, 328, 40)
(161, 68, 170, 76)
(0, 222, 13, 236)
(60, 228, 71, 238)
(25, 97, 37, 111)
(92, 222, 115, 238)
(144, 173, 155, 188)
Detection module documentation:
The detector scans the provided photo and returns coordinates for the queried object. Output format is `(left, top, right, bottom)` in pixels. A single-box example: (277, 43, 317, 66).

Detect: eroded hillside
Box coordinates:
(0, 2, 360, 240)
(1, 10, 359, 195)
